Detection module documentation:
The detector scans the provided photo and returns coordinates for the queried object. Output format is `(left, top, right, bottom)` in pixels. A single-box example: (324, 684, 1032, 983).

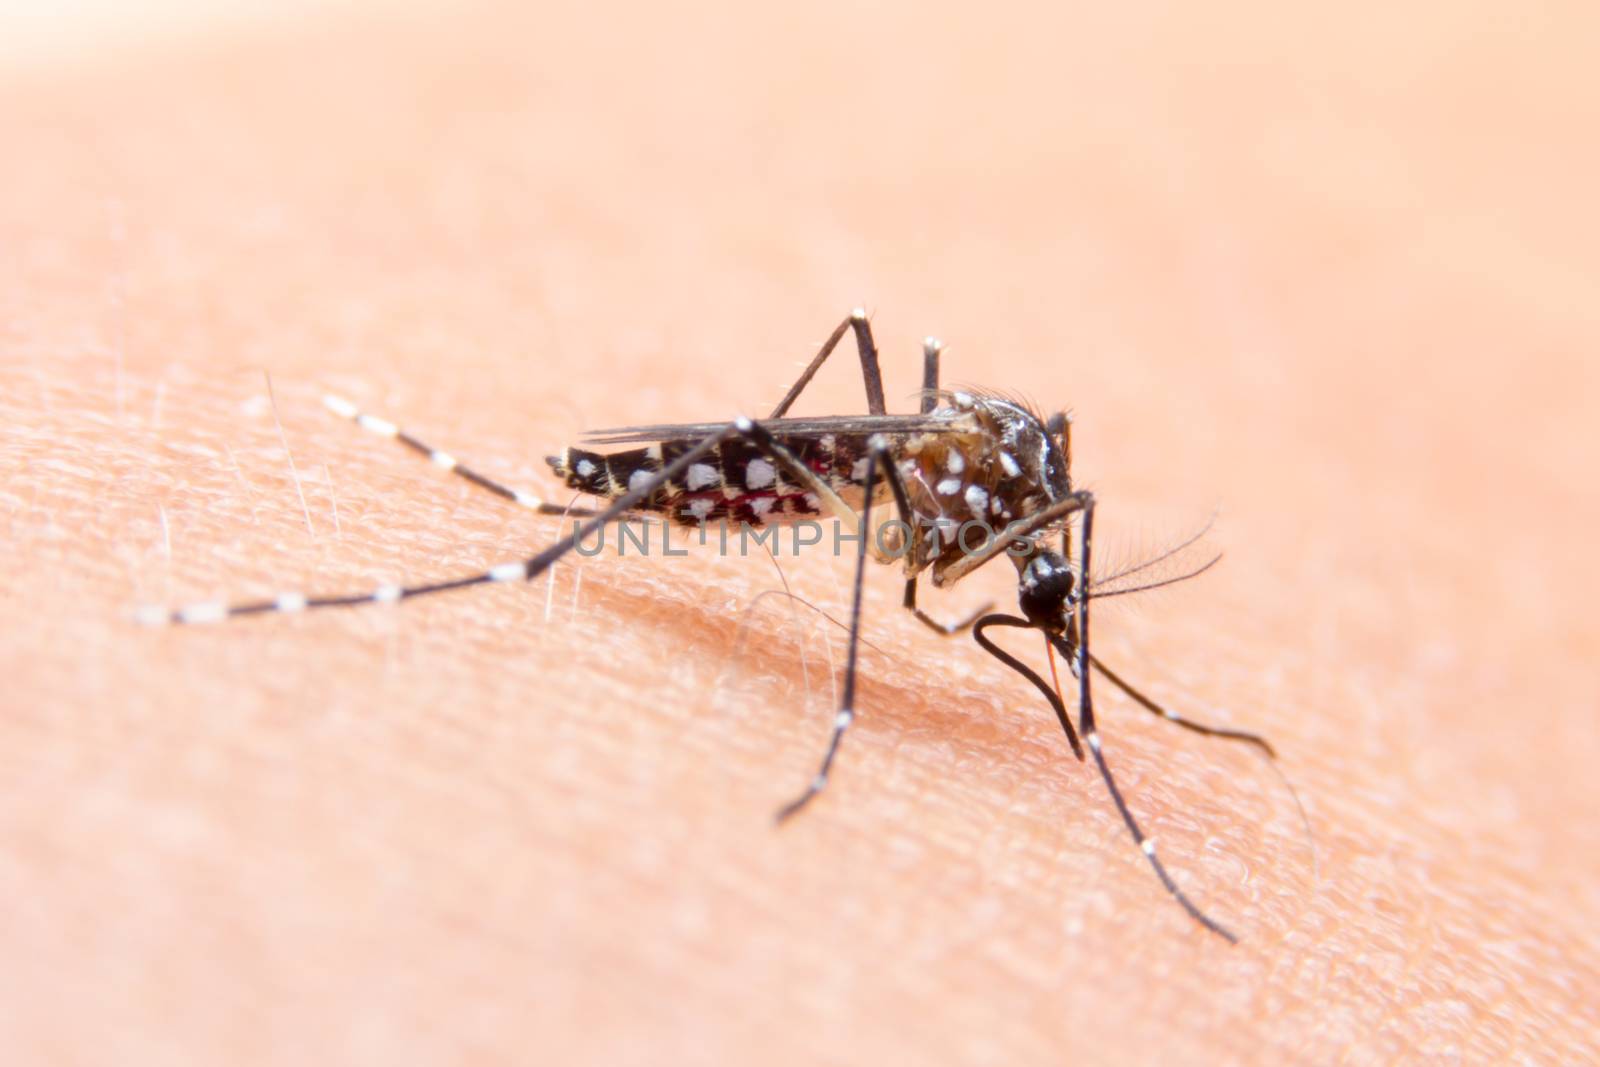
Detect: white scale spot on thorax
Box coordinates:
(945, 451, 964, 474)
(852, 456, 871, 482)
(745, 458, 776, 490)
(687, 462, 720, 491)
(999, 451, 1021, 478)
(936, 478, 962, 496)
(964, 485, 988, 513)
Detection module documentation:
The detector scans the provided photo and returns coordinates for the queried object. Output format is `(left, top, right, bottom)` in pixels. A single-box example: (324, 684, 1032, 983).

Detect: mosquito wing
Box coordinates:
(582, 411, 972, 446)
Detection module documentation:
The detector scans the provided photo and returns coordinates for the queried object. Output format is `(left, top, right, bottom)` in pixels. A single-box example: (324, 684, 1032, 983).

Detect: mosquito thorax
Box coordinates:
(943, 393, 1072, 501)
(1016, 549, 1075, 633)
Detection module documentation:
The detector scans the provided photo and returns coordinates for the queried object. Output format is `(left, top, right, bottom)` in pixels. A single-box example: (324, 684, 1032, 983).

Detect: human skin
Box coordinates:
(3, 3, 1598, 1064)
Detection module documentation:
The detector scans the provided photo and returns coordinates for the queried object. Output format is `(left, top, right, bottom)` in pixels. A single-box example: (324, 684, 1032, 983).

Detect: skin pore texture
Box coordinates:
(3, 4, 1598, 1064)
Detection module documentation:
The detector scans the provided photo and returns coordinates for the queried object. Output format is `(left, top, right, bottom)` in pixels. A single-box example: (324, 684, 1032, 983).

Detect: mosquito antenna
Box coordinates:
(1091, 552, 1223, 600)
(1094, 511, 1218, 586)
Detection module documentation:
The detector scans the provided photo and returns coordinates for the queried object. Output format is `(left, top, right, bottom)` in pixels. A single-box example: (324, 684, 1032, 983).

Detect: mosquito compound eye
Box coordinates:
(1019, 554, 1074, 627)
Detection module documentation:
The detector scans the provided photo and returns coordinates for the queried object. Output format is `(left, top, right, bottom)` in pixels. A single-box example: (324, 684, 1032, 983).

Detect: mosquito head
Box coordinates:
(1017, 548, 1075, 634)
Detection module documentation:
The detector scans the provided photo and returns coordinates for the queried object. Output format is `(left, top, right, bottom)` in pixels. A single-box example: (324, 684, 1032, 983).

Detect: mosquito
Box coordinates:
(139, 309, 1282, 943)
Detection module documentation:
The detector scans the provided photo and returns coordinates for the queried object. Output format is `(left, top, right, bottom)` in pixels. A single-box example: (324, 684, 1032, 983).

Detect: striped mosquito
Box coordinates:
(140, 310, 1281, 943)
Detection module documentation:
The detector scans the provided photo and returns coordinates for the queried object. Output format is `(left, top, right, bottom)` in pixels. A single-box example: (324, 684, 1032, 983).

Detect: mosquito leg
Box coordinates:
(1058, 491, 1239, 943)
(137, 416, 778, 625)
(1089, 653, 1275, 757)
(1090, 648, 1317, 886)
(740, 420, 875, 536)
(936, 492, 1091, 587)
(903, 580, 991, 635)
(322, 394, 597, 518)
(769, 308, 887, 418)
(972, 614, 1083, 760)
(919, 336, 942, 414)
(774, 450, 880, 823)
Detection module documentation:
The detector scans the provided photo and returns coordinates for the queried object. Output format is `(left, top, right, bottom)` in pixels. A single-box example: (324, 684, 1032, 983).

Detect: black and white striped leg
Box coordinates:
(773, 450, 880, 823)
(919, 335, 942, 414)
(768, 308, 887, 418)
(322, 394, 596, 518)
(1089, 654, 1275, 757)
(1056, 491, 1239, 944)
(136, 417, 778, 627)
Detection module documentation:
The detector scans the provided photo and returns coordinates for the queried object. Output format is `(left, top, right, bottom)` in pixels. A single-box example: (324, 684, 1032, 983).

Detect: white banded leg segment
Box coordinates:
(1088, 653, 1279, 758)
(488, 561, 528, 582)
(358, 414, 399, 438)
(177, 601, 228, 625)
(322, 394, 589, 517)
(135, 415, 760, 629)
(322, 394, 359, 420)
